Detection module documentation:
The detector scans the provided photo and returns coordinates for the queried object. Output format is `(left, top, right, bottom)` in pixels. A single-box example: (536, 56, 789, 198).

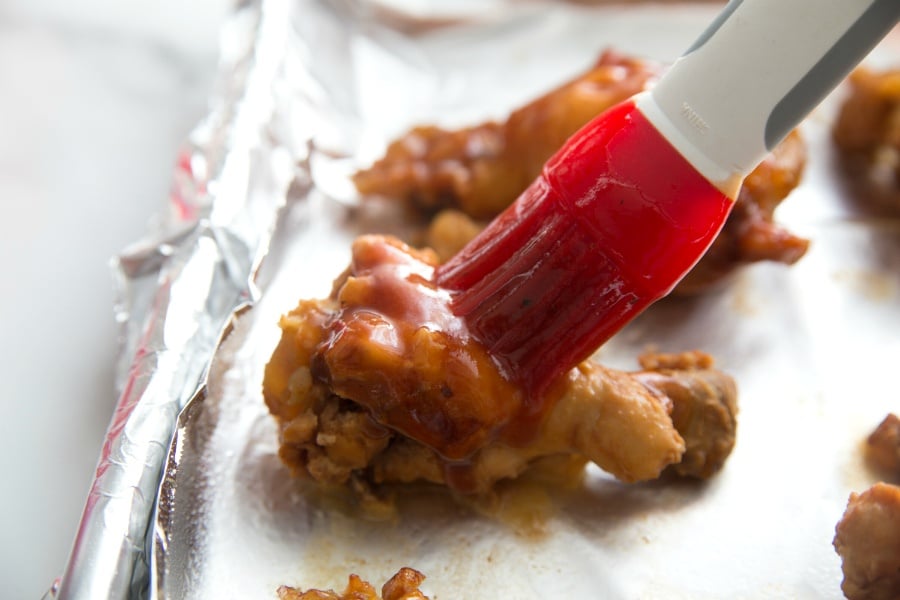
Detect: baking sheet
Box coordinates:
(148, 1, 900, 598)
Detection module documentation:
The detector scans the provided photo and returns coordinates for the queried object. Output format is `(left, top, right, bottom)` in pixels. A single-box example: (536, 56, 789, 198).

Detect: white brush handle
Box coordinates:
(636, 0, 899, 198)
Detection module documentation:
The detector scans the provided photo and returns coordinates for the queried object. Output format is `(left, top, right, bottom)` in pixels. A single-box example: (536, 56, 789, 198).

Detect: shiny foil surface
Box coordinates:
(58, 1, 900, 598)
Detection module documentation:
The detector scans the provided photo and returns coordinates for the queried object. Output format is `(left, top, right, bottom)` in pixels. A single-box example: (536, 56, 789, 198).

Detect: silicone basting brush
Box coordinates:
(436, 0, 899, 394)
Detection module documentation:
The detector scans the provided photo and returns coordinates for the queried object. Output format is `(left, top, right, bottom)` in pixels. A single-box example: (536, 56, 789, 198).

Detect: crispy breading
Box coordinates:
(833, 66, 900, 212)
(263, 235, 738, 494)
(866, 413, 900, 480)
(278, 568, 428, 600)
(834, 483, 900, 600)
(355, 49, 808, 294)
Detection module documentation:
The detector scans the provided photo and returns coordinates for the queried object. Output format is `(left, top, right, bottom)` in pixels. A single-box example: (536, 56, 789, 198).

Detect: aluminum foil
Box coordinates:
(55, 0, 900, 598)
(53, 0, 301, 597)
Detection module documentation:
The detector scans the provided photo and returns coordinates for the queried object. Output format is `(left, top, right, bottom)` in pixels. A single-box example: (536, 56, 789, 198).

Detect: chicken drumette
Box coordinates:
(866, 413, 900, 479)
(353, 50, 808, 294)
(833, 66, 900, 212)
(263, 235, 737, 494)
(834, 482, 900, 600)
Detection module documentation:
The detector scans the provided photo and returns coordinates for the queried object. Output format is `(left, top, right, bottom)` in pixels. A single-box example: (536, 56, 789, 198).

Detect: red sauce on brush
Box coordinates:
(437, 99, 733, 395)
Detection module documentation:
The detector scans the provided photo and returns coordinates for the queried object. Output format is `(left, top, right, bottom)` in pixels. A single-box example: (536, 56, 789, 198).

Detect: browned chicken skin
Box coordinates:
(635, 351, 738, 479)
(353, 50, 809, 293)
(866, 414, 900, 479)
(278, 568, 428, 600)
(833, 66, 900, 211)
(834, 483, 900, 600)
(263, 235, 738, 494)
(354, 50, 660, 219)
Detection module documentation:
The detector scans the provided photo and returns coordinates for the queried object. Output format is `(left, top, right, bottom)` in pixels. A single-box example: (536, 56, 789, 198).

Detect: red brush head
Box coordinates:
(436, 99, 733, 397)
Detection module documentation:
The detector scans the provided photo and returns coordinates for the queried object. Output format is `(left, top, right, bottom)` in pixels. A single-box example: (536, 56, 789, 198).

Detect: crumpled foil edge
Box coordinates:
(50, 0, 304, 597)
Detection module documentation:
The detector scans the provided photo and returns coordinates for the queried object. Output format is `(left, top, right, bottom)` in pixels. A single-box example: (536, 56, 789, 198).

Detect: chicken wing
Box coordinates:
(263, 235, 738, 494)
(635, 351, 738, 479)
(353, 50, 659, 219)
(834, 482, 900, 600)
(866, 413, 900, 480)
(354, 49, 808, 293)
(278, 568, 428, 600)
(833, 66, 900, 212)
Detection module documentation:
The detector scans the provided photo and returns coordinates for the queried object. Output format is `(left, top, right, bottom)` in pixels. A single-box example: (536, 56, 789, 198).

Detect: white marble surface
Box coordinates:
(0, 0, 231, 597)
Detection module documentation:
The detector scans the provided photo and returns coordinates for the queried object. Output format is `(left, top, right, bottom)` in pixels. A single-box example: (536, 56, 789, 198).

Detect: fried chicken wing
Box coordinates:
(423, 126, 808, 292)
(866, 413, 900, 480)
(833, 66, 900, 211)
(354, 49, 808, 293)
(263, 235, 738, 494)
(834, 483, 900, 600)
(353, 50, 659, 219)
(278, 568, 428, 600)
(635, 351, 738, 479)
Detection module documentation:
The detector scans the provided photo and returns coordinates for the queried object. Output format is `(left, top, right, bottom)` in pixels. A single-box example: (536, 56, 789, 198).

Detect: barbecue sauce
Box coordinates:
(316, 236, 559, 476)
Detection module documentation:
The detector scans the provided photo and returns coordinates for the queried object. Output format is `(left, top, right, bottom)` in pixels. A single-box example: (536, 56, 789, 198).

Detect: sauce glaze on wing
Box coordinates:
(312, 236, 527, 460)
(263, 235, 737, 494)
